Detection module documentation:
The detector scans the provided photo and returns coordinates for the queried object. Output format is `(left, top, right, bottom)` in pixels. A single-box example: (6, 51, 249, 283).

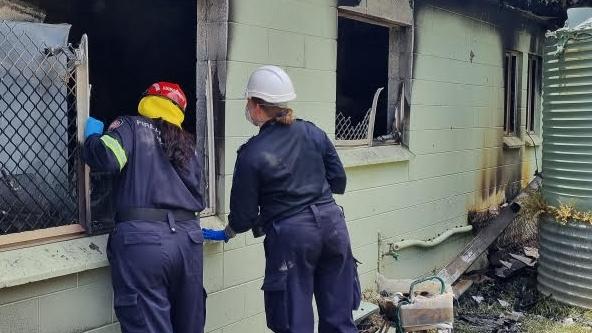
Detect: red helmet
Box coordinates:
(144, 82, 187, 112)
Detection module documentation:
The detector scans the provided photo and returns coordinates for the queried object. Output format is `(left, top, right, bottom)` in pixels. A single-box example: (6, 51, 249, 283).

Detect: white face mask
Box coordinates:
(245, 106, 261, 127)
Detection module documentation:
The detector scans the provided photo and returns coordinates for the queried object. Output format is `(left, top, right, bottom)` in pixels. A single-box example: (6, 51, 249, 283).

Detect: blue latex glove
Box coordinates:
(202, 228, 229, 242)
(84, 117, 104, 139)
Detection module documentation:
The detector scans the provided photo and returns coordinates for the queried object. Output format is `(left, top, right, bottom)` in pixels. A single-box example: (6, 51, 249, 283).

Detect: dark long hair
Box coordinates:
(155, 119, 195, 173)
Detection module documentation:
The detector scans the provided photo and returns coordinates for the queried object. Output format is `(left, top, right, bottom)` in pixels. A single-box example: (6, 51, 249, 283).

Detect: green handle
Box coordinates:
(408, 276, 445, 303)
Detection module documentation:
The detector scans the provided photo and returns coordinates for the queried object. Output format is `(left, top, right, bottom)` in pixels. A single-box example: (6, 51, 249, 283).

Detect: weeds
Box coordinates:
(518, 189, 592, 225)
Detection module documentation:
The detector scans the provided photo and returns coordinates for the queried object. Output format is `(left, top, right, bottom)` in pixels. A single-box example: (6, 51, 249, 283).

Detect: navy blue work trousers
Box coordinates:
(262, 202, 361, 333)
(107, 219, 206, 333)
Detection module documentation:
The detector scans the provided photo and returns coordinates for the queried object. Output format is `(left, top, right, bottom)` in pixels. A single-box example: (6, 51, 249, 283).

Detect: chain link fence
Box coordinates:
(335, 87, 383, 146)
(0, 21, 85, 235)
(336, 109, 372, 141)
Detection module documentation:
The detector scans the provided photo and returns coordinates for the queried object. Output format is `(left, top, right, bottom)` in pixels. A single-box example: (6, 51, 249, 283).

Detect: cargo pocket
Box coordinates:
(262, 272, 290, 331)
(352, 258, 362, 310)
(114, 293, 146, 332)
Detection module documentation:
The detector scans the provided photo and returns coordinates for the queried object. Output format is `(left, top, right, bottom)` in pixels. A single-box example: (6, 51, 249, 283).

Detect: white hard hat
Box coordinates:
(245, 65, 296, 104)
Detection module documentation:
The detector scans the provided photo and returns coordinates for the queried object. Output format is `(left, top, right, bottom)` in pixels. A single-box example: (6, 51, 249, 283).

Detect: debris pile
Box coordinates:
(455, 264, 592, 333)
(489, 246, 538, 279)
(356, 180, 592, 332)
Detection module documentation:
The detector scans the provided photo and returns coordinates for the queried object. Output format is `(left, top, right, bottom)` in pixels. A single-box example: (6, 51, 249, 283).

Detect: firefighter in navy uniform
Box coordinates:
(203, 66, 361, 333)
(83, 82, 206, 333)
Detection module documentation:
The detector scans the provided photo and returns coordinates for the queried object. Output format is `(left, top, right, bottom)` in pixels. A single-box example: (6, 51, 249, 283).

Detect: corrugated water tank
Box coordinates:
(539, 26, 592, 308)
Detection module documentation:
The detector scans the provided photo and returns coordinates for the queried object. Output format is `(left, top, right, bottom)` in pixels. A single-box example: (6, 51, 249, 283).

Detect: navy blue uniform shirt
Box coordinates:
(228, 119, 346, 233)
(83, 116, 204, 213)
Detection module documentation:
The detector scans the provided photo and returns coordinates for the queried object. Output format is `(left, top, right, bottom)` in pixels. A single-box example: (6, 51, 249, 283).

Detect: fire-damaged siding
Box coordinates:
(0, 0, 547, 332)
(204, 0, 544, 332)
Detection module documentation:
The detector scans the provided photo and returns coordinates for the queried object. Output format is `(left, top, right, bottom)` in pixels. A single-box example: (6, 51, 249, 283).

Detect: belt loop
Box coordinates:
(310, 204, 321, 227)
(167, 211, 177, 233)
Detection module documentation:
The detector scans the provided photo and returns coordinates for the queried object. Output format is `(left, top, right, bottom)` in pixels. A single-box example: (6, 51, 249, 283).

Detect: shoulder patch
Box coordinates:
(107, 118, 123, 132)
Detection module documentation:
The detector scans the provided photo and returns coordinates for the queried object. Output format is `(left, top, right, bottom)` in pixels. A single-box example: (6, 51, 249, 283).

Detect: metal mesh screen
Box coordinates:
(0, 21, 82, 235)
(335, 109, 371, 141)
(88, 172, 115, 234)
(335, 87, 384, 145)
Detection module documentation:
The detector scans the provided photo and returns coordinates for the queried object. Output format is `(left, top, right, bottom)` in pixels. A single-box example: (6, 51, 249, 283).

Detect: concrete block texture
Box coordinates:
(39, 281, 112, 333)
(0, 274, 76, 306)
(268, 30, 305, 67)
(305, 36, 336, 71)
(223, 244, 265, 288)
(229, 0, 336, 38)
(227, 23, 269, 63)
(0, 299, 39, 333)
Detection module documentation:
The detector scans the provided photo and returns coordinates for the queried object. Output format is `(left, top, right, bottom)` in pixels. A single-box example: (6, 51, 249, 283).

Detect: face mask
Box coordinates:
(245, 106, 261, 127)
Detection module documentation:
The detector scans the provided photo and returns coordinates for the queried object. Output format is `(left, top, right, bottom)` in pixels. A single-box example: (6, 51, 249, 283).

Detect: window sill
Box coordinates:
(337, 144, 414, 168)
(524, 134, 542, 147)
(0, 233, 109, 289)
(503, 136, 524, 150)
(0, 215, 225, 289)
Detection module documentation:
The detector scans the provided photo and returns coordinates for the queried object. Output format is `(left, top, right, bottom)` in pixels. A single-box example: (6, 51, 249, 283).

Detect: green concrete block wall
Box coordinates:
(208, 1, 340, 331)
(0, 268, 118, 333)
(207, 1, 543, 332)
(0, 1, 545, 333)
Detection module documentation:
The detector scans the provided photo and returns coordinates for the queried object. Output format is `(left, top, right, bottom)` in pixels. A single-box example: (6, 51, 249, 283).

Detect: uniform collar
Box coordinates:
(259, 119, 277, 132)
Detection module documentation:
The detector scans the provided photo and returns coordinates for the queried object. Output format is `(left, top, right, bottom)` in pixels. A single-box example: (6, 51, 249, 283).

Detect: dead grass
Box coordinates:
(362, 288, 381, 304)
(522, 190, 592, 225)
(522, 316, 592, 333)
(529, 296, 585, 320)
(524, 296, 592, 332)
(456, 269, 592, 333)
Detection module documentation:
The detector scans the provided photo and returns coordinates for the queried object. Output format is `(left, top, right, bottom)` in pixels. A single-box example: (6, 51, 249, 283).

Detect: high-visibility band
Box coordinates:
(100, 135, 127, 171)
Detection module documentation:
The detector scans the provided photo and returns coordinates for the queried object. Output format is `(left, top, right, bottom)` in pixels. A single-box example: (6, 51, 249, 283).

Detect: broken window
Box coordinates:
(504, 51, 520, 136)
(526, 55, 541, 133)
(0, 21, 87, 236)
(1, 0, 216, 237)
(336, 16, 393, 146)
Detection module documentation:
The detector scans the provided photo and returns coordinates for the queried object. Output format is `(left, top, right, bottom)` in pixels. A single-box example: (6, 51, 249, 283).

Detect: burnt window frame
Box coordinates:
(0, 0, 218, 244)
(335, 13, 401, 147)
(504, 51, 521, 136)
(526, 54, 542, 134)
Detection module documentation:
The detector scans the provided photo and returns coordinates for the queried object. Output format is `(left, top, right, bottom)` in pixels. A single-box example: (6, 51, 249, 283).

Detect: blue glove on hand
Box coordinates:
(202, 228, 229, 242)
(84, 117, 104, 139)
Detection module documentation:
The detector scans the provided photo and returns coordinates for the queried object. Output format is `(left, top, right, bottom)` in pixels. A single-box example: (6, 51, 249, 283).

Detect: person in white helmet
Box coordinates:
(203, 65, 360, 333)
